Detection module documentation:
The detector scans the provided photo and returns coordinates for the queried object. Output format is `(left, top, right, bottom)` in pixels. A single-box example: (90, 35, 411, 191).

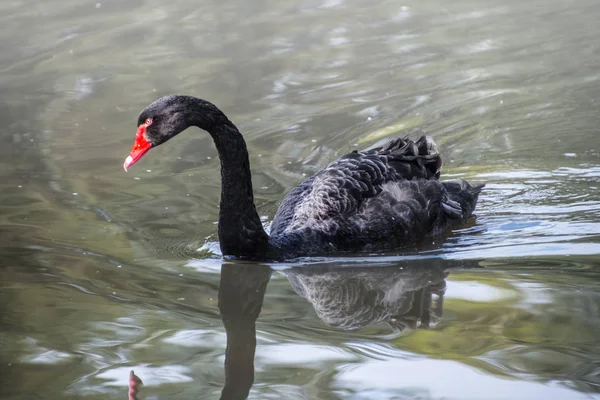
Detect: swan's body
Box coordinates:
(124, 95, 483, 260)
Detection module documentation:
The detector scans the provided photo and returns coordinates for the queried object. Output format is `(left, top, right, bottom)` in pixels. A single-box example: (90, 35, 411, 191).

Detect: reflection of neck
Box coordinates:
(219, 264, 272, 400)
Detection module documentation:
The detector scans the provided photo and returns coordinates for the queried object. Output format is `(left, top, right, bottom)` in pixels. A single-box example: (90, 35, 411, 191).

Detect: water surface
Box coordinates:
(1, 0, 600, 398)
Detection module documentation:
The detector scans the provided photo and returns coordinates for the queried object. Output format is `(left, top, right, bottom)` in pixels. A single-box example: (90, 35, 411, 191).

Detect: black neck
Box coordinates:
(187, 103, 269, 258)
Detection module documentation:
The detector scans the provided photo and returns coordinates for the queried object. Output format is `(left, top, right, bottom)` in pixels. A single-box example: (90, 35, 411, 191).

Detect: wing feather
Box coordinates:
(270, 136, 442, 235)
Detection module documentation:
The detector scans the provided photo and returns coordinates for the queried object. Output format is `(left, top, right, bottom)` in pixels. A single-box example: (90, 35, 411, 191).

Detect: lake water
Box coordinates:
(1, 0, 600, 399)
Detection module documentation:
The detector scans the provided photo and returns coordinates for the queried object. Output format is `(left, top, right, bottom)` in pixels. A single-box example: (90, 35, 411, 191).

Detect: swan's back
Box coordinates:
(269, 136, 483, 256)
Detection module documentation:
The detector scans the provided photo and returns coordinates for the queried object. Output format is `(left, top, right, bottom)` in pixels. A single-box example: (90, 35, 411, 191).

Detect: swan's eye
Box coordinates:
(145, 118, 153, 126)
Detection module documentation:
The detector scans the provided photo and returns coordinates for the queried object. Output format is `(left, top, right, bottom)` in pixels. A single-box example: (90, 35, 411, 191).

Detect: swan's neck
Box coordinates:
(205, 121, 270, 258)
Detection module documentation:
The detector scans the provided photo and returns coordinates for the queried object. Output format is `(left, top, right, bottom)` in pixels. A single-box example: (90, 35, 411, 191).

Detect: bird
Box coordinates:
(123, 95, 484, 260)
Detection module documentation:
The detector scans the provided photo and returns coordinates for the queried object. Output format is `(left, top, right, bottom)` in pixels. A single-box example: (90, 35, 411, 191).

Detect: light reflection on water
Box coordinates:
(1, 0, 600, 398)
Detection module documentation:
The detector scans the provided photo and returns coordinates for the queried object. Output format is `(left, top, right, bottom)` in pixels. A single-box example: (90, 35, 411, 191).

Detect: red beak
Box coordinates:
(124, 125, 152, 171)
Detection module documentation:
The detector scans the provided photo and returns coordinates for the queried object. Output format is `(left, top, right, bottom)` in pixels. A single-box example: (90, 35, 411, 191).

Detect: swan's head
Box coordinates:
(124, 95, 222, 171)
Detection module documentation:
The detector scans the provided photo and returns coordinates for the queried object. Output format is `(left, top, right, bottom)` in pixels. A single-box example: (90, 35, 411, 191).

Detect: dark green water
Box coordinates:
(1, 0, 600, 398)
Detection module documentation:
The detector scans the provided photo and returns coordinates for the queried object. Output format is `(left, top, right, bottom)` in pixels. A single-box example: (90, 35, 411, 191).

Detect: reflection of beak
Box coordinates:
(124, 125, 152, 171)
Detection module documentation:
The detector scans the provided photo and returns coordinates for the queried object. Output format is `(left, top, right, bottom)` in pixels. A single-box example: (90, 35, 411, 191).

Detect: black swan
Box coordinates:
(124, 95, 484, 260)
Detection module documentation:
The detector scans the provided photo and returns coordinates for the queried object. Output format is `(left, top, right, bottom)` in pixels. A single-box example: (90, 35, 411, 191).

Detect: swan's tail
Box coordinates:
(441, 179, 485, 222)
(376, 135, 443, 180)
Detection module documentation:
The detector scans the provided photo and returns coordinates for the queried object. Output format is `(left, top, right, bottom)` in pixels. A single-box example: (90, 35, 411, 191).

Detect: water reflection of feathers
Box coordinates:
(285, 265, 448, 331)
(219, 258, 479, 331)
(217, 259, 479, 400)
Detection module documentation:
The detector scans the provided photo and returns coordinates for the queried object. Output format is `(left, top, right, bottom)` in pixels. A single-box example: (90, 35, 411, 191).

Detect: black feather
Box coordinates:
(269, 136, 483, 256)
(133, 96, 484, 260)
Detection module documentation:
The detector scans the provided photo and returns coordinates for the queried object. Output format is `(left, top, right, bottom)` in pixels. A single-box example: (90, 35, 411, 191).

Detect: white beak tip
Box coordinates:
(123, 155, 133, 172)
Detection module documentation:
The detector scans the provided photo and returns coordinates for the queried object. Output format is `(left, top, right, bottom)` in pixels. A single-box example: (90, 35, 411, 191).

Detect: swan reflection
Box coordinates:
(217, 258, 478, 399)
(218, 263, 272, 400)
(285, 262, 451, 331)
